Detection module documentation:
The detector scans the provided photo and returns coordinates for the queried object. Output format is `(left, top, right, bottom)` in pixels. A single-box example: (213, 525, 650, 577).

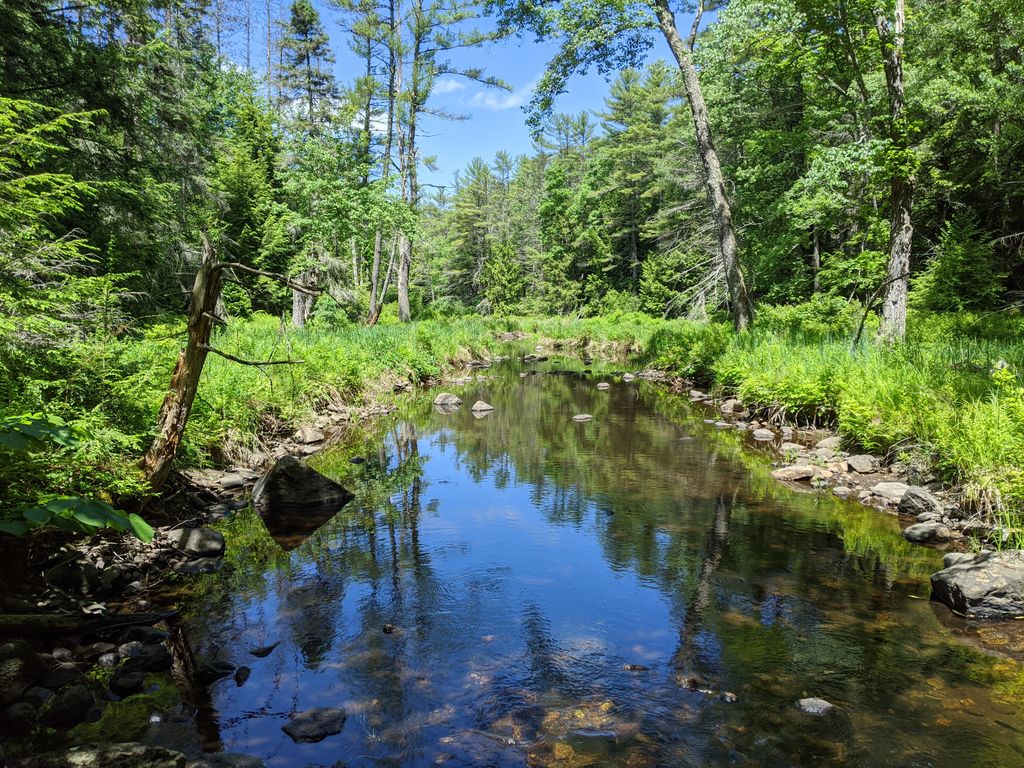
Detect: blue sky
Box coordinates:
(251, 1, 707, 189)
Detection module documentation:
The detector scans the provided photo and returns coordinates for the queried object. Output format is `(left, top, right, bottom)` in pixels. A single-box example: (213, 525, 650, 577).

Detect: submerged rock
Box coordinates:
(252, 455, 354, 535)
(797, 697, 835, 716)
(282, 707, 347, 743)
(39, 684, 95, 727)
(931, 550, 1024, 619)
(596, 382, 611, 391)
(248, 642, 280, 658)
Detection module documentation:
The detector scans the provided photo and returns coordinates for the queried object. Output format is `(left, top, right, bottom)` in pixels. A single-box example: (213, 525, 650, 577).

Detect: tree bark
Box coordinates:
(397, 0, 421, 323)
(876, 0, 913, 342)
(651, 0, 754, 331)
(140, 237, 223, 492)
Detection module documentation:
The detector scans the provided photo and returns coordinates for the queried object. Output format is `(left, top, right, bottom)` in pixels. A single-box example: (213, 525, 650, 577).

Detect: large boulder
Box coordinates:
(898, 486, 944, 518)
(252, 456, 354, 515)
(902, 522, 951, 544)
(931, 550, 1024, 619)
(871, 481, 910, 503)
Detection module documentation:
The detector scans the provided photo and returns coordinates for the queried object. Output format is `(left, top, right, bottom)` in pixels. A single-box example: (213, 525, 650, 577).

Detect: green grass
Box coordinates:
(3, 306, 1024, 532)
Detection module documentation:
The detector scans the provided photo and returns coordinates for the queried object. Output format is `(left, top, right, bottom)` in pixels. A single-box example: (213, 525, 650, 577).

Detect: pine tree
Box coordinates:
(275, 0, 338, 134)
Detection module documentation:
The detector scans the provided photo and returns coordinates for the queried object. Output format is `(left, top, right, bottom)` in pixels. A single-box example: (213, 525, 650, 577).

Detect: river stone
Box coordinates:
(721, 398, 742, 414)
(771, 465, 816, 481)
(752, 428, 774, 441)
(931, 550, 1024, 619)
(833, 486, 853, 498)
(1, 640, 45, 706)
(797, 698, 835, 716)
(20, 743, 187, 768)
(252, 455, 354, 515)
(165, 527, 225, 559)
(572, 414, 594, 422)
(23, 685, 53, 708)
(109, 668, 146, 698)
(42, 662, 85, 689)
(622, 373, 635, 382)
(898, 486, 944, 518)
(282, 707, 347, 743)
(689, 390, 706, 400)
(596, 382, 611, 391)
(903, 522, 951, 543)
(846, 454, 877, 474)
(872, 481, 910, 502)
(433, 392, 463, 407)
(943, 552, 976, 568)
(815, 436, 843, 451)
(123, 644, 172, 673)
(292, 426, 324, 445)
(40, 684, 94, 727)
(5, 701, 37, 729)
(471, 400, 495, 412)
(779, 442, 804, 453)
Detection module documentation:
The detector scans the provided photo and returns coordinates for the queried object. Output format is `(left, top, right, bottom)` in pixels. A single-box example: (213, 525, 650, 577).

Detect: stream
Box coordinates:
(176, 357, 1024, 767)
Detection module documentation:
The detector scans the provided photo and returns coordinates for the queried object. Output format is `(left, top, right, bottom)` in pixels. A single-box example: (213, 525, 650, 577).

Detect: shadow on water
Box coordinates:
(178, 358, 1024, 767)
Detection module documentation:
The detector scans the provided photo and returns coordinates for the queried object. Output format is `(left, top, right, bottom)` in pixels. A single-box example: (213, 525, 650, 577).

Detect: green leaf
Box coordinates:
(22, 507, 52, 525)
(0, 519, 28, 536)
(128, 513, 155, 543)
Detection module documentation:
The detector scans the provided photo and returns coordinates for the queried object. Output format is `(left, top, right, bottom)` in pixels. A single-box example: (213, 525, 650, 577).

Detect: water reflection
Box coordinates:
(181, 360, 1024, 767)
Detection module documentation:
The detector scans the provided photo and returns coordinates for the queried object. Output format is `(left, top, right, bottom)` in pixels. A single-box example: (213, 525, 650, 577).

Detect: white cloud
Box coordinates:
(469, 76, 539, 111)
(351, 111, 390, 135)
(433, 78, 466, 95)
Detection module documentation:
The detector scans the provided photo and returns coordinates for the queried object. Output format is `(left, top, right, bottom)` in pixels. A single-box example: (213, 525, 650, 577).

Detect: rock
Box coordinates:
(898, 486, 944, 518)
(5, 701, 36, 729)
(233, 666, 251, 686)
(79, 642, 117, 662)
(943, 552, 976, 568)
(0, 640, 45, 706)
(187, 754, 265, 768)
(771, 465, 817, 481)
(917, 511, 942, 523)
(596, 382, 611, 391)
(248, 642, 279, 658)
(42, 662, 85, 689)
(622, 373, 635, 382)
(40, 684, 94, 727)
(382, 624, 398, 634)
(871, 481, 910, 502)
(752, 428, 774, 441)
(845, 454, 876, 474)
(470, 400, 495, 413)
(902, 522, 951, 543)
(173, 557, 223, 575)
(815, 436, 843, 451)
(52, 648, 73, 663)
(292, 426, 325, 445)
(118, 641, 144, 659)
(797, 697, 835, 716)
(123, 644, 172, 673)
(97, 653, 118, 667)
(165, 528, 225, 559)
(714, 421, 733, 429)
(22, 686, 53, 708)
(252, 456, 354, 515)
(282, 707, 348, 743)
(779, 442, 804, 453)
(721, 398, 742, 414)
(689, 390, 706, 400)
(931, 550, 1024, 619)
(21, 743, 187, 768)
(833, 486, 853, 498)
(572, 414, 594, 422)
(109, 668, 146, 697)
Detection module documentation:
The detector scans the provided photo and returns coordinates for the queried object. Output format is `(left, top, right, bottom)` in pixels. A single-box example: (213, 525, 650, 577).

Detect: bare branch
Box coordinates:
(201, 344, 304, 366)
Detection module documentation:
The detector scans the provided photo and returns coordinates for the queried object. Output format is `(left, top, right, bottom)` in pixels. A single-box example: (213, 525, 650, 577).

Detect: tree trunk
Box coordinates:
(397, 233, 412, 321)
(651, 0, 754, 331)
(876, 0, 913, 342)
(140, 237, 223, 492)
(397, 2, 420, 323)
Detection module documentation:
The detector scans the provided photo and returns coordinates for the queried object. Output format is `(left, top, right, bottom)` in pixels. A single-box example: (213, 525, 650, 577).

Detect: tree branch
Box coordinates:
(201, 345, 304, 366)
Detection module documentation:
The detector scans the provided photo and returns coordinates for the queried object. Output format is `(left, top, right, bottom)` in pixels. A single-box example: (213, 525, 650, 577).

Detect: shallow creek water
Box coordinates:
(180, 358, 1024, 767)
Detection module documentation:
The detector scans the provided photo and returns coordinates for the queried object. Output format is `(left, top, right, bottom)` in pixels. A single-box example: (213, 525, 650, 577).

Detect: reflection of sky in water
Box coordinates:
(183, 363, 1024, 768)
